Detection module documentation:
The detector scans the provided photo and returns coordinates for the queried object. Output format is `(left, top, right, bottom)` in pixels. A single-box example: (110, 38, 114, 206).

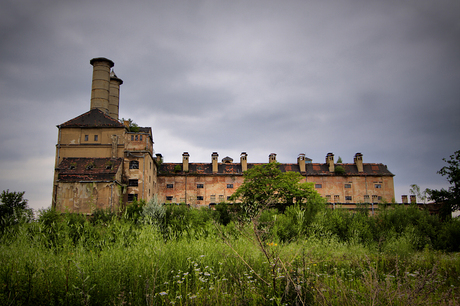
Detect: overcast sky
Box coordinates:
(1, 0, 459, 210)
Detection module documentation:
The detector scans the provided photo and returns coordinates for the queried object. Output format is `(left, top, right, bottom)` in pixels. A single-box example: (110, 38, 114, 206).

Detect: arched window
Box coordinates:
(129, 160, 139, 169)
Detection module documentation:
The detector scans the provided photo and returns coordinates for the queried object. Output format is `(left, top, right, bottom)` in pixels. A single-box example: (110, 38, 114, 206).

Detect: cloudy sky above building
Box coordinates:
(1, 0, 459, 210)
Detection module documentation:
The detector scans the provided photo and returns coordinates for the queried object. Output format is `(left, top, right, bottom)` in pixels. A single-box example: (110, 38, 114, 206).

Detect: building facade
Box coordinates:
(52, 58, 394, 213)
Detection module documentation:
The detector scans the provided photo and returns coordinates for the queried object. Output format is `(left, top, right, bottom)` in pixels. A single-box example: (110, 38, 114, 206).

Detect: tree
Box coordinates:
(337, 156, 343, 163)
(0, 190, 32, 233)
(409, 184, 427, 204)
(229, 162, 325, 219)
(427, 150, 460, 217)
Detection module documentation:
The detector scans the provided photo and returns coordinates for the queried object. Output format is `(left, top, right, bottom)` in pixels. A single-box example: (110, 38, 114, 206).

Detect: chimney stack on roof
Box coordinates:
(326, 153, 334, 172)
(354, 152, 364, 173)
(212, 152, 219, 173)
(269, 153, 277, 163)
(182, 152, 189, 172)
(90, 57, 114, 115)
(108, 70, 123, 120)
(240, 152, 248, 172)
(298, 153, 306, 173)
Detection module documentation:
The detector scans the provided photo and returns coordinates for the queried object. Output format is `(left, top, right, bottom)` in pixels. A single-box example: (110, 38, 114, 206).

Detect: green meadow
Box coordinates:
(1, 202, 459, 305)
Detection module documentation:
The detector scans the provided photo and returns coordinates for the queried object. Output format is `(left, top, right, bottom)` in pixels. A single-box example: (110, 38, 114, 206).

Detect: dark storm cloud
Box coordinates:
(0, 0, 459, 209)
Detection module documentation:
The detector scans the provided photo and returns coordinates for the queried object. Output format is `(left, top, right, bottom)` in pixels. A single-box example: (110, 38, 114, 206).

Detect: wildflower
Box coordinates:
(159, 292, 168, 296)
(204, 272, 211, 276)
(189, 295, 197, 299)
(183, 272, 189, 276)
(200, 255, 205, 258)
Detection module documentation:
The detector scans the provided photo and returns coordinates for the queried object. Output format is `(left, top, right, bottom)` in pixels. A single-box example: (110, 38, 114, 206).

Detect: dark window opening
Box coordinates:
(128, 179, 138, 186)
(140, 135, 143, 141)
(345, 196, 352, 201)
(197, 196, 203, 201)
(84, 135, 89, 141)
(129, 161, 139, 169)
(197, 184, 204, 188)
(94, 135, 98, 141)
(344, 184, 351, 188)
(69, 165, 76, 170)
(375, 184, 382, 188)
(166, 196, 173, 201)
(166, 184, 173, 188)
(315, 184, 322, 188)
(128, 194, 138, 202)
(131, 135, 134, 141)
(227, 184, 233, 188)
(135, 135, 138, 141)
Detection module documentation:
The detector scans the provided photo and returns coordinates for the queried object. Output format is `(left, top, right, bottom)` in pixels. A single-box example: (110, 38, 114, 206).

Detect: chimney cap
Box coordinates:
(212, 152, 218, 156)
(241, 152, 247, 156)
(90, 57, 114, 67)
(110, 69, 123, 84)
(182, 152, 189, 156)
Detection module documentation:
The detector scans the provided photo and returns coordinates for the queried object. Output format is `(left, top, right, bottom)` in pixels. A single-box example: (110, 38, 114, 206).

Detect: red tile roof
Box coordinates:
(57, 157, 123, 182)
(59, 109, 125, 128)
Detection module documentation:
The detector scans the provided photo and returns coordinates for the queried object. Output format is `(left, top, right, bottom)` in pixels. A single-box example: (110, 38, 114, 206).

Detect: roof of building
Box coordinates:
(58, 108, 125, 128)
(57, 157, 123, 182)
(158, 162, 394, 176)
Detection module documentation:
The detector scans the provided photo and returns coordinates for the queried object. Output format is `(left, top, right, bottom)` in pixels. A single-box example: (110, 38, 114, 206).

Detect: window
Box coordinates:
(227, 184, 233, 188)
(197, 196, 203, 201)
(128, 194, 138, 202)
(326, 195, 331, 202)
(129, 161, 139, 169)
(135, 135, 138, 141)
(166, 196, 173, 201)
(227, 196, 231, 200)
(210, 195, 216, 202)
(94, 135, 98, 141)
(219, 195, 224, 202)
(140, 135, 143, 141)
(364, 195, 370, 202)
(86, 164, 94, 170)
(166, 184, 173, 188)
(105, 164, 112, 170)
(345, 196, 352, 201)
(197, 184, 204, 188)
(128, 179, 138, 186)
(372, 195, 378, 202)
(375, 184, 382, 188)
(131, 135, 134, 141)
(334, 195, 340, 202)
(84, 135, 89, 141)
(315, 184, 322, 188)
(378, 196, 382, 201)
(344, 184, 351, 188)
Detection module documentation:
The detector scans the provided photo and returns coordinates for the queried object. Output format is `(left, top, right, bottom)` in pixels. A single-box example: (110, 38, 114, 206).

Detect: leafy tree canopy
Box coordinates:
(427, 150, 460, 216)
(119, 118, 140, 133)
(0, 190, 32, 232)
(229, 162, 325, 219)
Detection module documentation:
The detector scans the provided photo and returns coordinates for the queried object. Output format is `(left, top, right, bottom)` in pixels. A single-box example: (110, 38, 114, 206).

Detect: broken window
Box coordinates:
(135, 135, 138, 141)
(166, 196, 173, 201)
(375, 184, 382, 188)
(129, 161, 139, 169)
(197, 184, 204, 188)
(128, 179, 138, 187)
(128, 194, 138, 202)
(227, 184, 233, 188)
(197, 196, 203, 201)
(345, 196, 352, 201)
(166, 184, 173, 188)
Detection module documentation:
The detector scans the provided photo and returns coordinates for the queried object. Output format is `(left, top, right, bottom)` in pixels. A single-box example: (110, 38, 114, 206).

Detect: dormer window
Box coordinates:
(86, 164, 94, 170)
(69, 165, 76, 170)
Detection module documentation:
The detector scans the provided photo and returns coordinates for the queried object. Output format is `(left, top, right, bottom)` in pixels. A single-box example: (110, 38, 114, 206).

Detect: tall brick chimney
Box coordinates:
(90, 57, 114, 114)
(108, 70, 123, 120)
(298, 153, 306, 173)
(240, 152, 248, 172)
(269, 153, 277, 163)
(326, 153, 335, 172)
(354, 152, 363, 173)
(212, 152, 219, 173)
(182, 152, 189, 172)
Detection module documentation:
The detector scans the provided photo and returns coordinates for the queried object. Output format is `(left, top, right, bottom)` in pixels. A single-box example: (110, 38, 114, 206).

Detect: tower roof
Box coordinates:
(58, 108, 124, 128)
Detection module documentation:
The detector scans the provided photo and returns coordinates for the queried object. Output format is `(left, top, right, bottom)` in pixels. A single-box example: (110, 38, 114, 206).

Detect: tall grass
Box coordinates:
(0, 204, 459, 305)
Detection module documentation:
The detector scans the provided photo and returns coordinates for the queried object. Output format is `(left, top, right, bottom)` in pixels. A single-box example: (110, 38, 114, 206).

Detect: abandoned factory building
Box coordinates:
(52, 57, 395, 214)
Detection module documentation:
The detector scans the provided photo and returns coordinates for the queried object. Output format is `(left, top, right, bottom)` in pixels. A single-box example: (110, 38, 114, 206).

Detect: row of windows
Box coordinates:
(325, 195, 382, 202)
(165, 195, 231, 202)
(84, 135, 98, 142)
(315, 183, 382, 188)
(130, 135, 143, 141)
(167, 184, 234, 189)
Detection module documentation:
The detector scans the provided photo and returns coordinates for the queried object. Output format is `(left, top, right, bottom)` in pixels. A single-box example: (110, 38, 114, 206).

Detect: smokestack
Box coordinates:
(212, 152, 219, 173)
(240, 152, 247, 172)
(90, 57, 114, 114)
(354, 153, 363, 173)
(269, 153, 277, 163)
(326, 153, 334, 172)
(108, 70, 123, 120)
(182, 152, 189, 172)
(298, 153, 306, 173)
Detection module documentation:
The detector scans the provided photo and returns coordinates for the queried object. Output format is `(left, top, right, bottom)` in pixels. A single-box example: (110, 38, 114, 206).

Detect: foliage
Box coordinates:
(337, 156, 343, 163)
(124, 198, 145, 223)
(410, 183, 427, 203)
(334, 165, 345, 175)
(230, 162, 325, 219)
(0, 190, 32, 234)
(427, 150, 460, 217)
(119, 117, 140, 132)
